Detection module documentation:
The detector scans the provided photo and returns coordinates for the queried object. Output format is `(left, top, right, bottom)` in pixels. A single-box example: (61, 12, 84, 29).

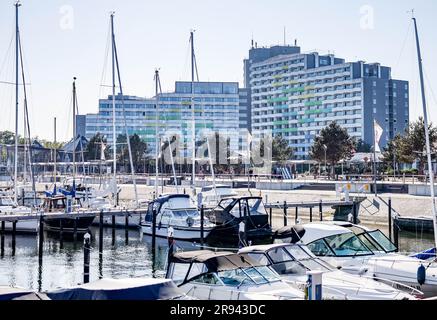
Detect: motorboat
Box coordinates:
(199, 184, 238, 208)
(141, 194, 215, 240)
(285, 222, 437, 298)
(205, 196, 272, 245)
(0, 194, 39, 234)
(41, 194, 95, 233)
(46, 278, 192, 300)
(166, 250, 304, 300)
(239, 242, 420, 300)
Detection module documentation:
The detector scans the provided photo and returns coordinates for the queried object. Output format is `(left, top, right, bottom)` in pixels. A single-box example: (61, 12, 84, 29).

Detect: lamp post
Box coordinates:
(323, 144, 327, 176)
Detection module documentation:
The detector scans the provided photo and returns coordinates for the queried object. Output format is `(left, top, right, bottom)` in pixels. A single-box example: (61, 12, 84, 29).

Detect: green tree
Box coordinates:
(119, 134, 148, 172)
(272, 135, 294, 165)
(397, 117, 437, 174)
(0, 131, 16, 145)
(355, 139, 372, 153)
(310, 122, 355, 176)
(85, 133, 110, 161)
(382, 134, 403, 171)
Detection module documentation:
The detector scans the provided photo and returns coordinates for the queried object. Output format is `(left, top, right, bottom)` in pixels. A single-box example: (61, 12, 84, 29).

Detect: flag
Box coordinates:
(100, 143, 106, 161)
(374, 120, 383, 153)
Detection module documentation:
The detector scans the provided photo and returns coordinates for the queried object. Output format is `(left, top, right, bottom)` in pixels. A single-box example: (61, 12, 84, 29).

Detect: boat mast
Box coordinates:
(190, 31, 196, 195)
(54, 117, 57, 183)
(412, 16, 437, 249)
(13, 1, 21, 204)
(72, 77, 77, 179)
(111, 13, 139, 207)
(110, 13, 117, 204)
(155, 69, 160, 197)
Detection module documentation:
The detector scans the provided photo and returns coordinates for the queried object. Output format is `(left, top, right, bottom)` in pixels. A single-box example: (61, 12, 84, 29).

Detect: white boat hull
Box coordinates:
(141, 223, 212, 241)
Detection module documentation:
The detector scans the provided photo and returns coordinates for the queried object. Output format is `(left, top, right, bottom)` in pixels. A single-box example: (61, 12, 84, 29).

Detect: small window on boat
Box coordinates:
(307, 239, 334, 256)
(368, 230, 397, 253)
(284, 245, 312, 260)
(192, 273, 221, 285)
(247, 198, 267, 216)
(246, 253, 269, 266)
(267, 247, 293, 263)
(170, 263, 190, 284)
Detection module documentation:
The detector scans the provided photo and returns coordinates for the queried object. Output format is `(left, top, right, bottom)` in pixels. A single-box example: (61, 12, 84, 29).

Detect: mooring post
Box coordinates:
(38, 215, 44, 259)
(11, 221, 16, 256)
(21, 188, 25, 206)
(393, 219, 399, 252)
(295, 207, 299, 224)
(283, 201, 288, 227)
(152, 209, 157, 252)
(99, 210, 103, 279)
(319, 201, 323, 221)
(269, 207, 273, 227)
(200, 205, 204, 248)
(310, 207, 313, 222)
(59, 219, 64, 249)
(83, 233, 91, 284)
(388, 198, 392, 241)
(116, 192, 119, 206)
(0, 221, 4, 257)
(110, 214, 115, 246)
(352, 201, 358, 225)
(125, 213, 129, 245)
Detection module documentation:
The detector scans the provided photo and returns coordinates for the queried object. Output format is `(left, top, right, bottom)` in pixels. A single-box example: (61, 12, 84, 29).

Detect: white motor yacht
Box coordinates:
(166, 250, 304, 300)
(284, 222, 437, 298)
(239, 242, 420, 300)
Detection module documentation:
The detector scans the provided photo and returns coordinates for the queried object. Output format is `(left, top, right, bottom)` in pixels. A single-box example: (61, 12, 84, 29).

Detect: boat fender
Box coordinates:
(417, 264, 426, 285)
(186, 217, 194, 227)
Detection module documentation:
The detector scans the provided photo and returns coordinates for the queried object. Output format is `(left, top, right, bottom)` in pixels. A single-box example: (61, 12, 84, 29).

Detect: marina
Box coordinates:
(0, 0, 437, 305)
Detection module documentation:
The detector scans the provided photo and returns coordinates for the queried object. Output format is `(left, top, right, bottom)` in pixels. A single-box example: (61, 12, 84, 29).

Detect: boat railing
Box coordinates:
(360, 275, 424, 297)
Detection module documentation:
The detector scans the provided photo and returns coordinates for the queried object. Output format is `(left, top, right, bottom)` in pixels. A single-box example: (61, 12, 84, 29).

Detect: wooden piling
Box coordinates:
(393, 218, 399, 252)
(0, 221, 4, 257)
(152, 209, 157, 252)
(59, 219, 64, 249)
(388, 198, 392, 241)
(352, 202, 358, 224)
(200, 205, 204, 248)
(73, 218, 78, 243)
(283, 201, 288, 227)
(125, 213, 129, 245)
(269, 207, 273, 227)
(38, 215, 44, 259)
(319, 201, 323, 221)
(111, 215, 116, 246)
(99, 210, 103, 279)
(11, 221, 16, 256)
(83, 233, 90, 284)
(310, 207, 313, 222)
(295, 207, 299, 224)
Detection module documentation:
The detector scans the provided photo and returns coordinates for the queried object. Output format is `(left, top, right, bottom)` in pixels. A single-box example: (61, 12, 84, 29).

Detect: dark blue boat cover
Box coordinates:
(45, 278, 188, 300)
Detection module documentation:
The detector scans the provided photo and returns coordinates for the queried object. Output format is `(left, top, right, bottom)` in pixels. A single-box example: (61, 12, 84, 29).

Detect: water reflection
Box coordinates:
(0, 225, 434, 292)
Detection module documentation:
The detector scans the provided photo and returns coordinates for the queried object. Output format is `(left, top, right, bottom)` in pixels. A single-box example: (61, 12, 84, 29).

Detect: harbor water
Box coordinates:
(0, 224, 434, 292)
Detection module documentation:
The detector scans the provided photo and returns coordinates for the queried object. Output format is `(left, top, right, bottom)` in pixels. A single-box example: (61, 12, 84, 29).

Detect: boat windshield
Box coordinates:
(172, 209, 199, 219)
(308, 233, 373, 257)
(0, 197, 15, 206)
(267, 246, 332, 276)
(364, 230, 397, 253)
(247, 198, 267, 216)
(218, 266, 280, 286)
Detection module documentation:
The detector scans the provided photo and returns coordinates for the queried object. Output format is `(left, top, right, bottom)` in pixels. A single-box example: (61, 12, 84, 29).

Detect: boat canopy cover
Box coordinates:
(273, 226, 306, 243)
(153, 194, 190, 205)
(170, 250, 263, 272)
(0, 287, 49, 300)
(45, 278, 187, 300)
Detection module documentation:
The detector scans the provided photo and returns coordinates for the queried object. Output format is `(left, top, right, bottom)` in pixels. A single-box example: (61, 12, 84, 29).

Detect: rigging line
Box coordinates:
(112, 24, 138, 206)
(0, 28, 14, 78)
(423, 69, 437, 115)
(99, 19, 112, 99)
(18, 31, 36, 205)
(394, 20, 413, 72)
(0, 81, 30, 85)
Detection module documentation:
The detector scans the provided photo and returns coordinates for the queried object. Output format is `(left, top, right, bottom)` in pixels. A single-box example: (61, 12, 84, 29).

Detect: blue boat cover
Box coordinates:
(45, 278, 188, 300)
(411, 247, 436, 260)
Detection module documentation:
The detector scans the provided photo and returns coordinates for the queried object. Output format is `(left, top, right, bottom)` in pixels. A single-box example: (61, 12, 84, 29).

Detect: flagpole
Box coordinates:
(373, 119, 378, 197)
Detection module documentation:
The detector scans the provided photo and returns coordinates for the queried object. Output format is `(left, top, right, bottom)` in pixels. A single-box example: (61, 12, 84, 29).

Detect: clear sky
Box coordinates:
(0, 0, 436, 142)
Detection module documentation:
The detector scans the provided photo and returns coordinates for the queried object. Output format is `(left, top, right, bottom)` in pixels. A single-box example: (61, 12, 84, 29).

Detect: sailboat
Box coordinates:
(0, 2, 38, 234)
(41, 78, 95, 233)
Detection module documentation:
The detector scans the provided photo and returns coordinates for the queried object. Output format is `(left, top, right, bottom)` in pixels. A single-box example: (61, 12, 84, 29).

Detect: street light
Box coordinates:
(323, 144, 327, 175)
